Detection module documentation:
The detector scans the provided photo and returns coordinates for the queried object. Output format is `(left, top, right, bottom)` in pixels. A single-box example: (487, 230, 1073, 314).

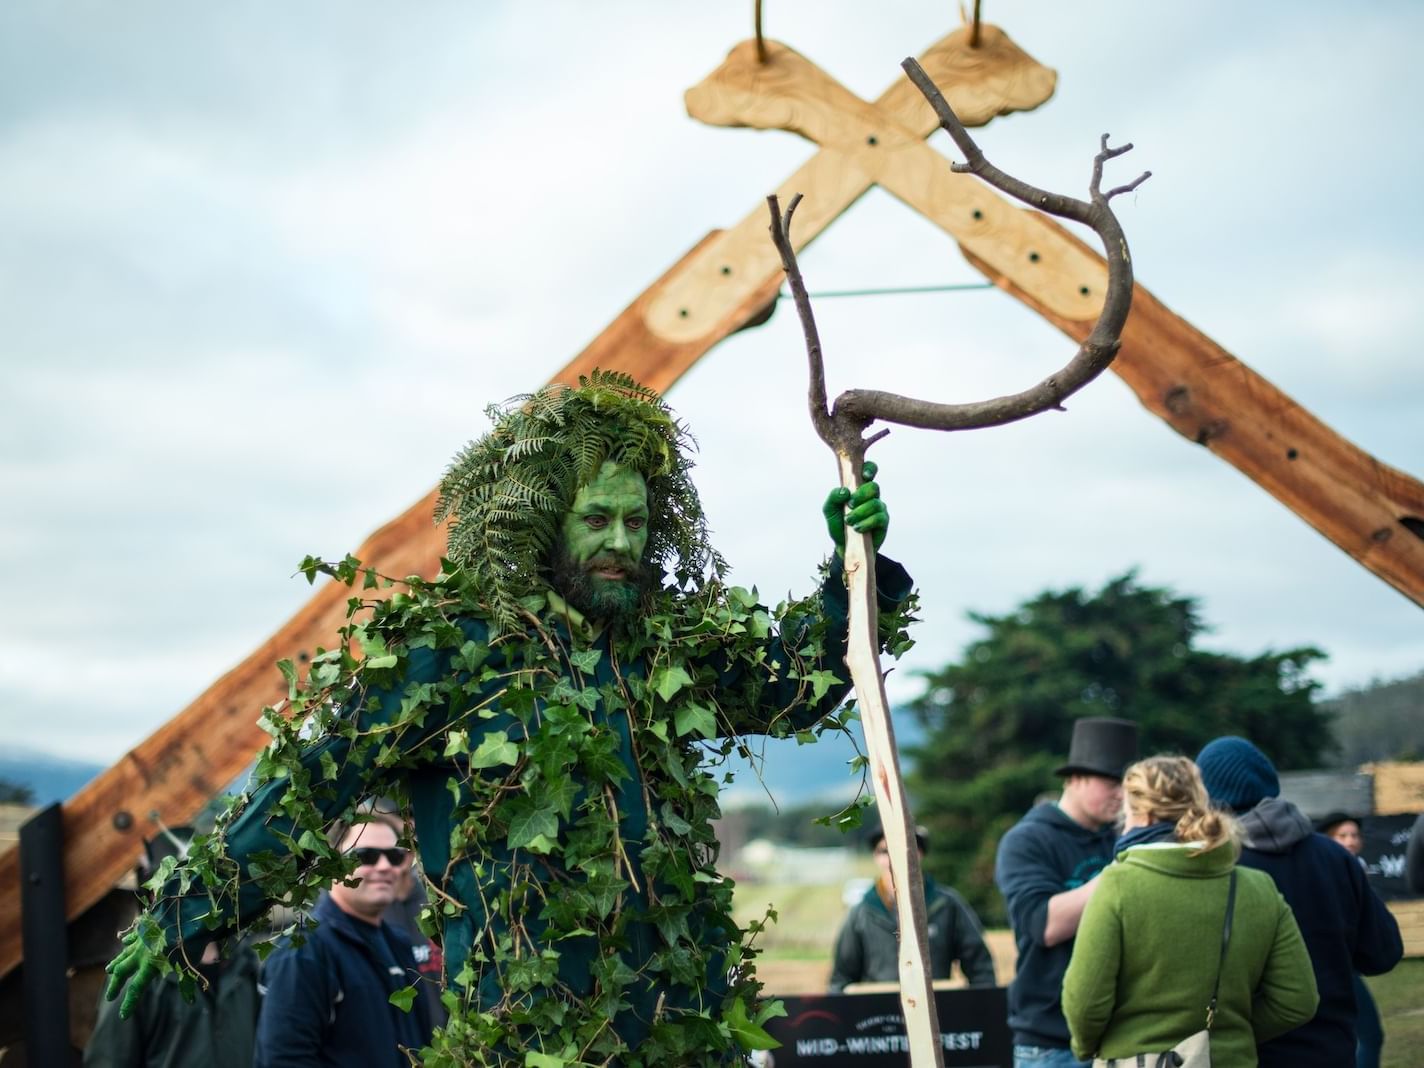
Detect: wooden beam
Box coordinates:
(685, 28, 1424, 605)
(0, 23, 1052, 981)
(959, 216, 1424, 607)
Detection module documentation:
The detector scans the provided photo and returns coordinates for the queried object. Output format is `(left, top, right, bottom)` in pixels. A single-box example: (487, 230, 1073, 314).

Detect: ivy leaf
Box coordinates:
(505, 797, 560, 853)
(389, 985, 418, 1012)
(755, 999, 789, 1026)
(568, 648, 602, 674)
(725, 996, 781, 1051)
(800, 668, 842, 702)
(470, 730, 519, 769)
(443, 729, 469, 757)
(365, 654, 398, 670)
(525, 1053, 565, 1068)
(650, 664, 694, 702)
(674, 703, 716, 740)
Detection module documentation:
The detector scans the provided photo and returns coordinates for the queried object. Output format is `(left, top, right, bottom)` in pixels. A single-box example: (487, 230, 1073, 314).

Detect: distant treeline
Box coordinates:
(1323, 670, 1424, 766)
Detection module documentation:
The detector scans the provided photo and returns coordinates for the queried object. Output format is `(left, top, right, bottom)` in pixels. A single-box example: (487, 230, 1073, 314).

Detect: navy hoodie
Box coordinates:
(255, 893, 433, 1068)
(1237, 797, 1402, 1068)
(994, 802, 1115, 1049)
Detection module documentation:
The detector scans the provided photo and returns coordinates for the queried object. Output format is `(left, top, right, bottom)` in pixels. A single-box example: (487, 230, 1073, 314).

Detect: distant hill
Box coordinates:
(1324, 670, 1424, 766)
(0, 748, 104, 806)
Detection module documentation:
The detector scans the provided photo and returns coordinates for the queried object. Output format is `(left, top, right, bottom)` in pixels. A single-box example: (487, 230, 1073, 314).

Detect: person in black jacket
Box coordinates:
(1197, 737, 1403, 1068)
(829, 825, 995, 992)
(254, 816, 433, 1067)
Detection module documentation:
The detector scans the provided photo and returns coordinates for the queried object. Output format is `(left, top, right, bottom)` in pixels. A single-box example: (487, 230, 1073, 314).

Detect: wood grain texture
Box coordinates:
(651, 25, 1058, 340)
(1367, 762, 1424, 816)
(958, 213, 1424, 608)
(667, 32, 1098, 332)
(834, 453, 943, 1067)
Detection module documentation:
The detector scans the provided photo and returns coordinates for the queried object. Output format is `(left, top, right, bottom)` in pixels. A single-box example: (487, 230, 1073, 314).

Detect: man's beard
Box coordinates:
(549, 544, 651, 623)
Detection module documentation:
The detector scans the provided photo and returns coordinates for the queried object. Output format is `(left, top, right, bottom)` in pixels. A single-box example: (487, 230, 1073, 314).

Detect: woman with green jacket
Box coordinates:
(1062, 756, 1318, 1065)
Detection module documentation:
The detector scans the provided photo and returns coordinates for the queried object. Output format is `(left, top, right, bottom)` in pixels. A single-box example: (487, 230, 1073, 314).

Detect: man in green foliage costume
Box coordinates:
(105, 372, 916, 1065)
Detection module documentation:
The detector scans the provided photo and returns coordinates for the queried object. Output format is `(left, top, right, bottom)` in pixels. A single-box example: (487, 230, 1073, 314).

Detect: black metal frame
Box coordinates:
(20, 802, 70, 1063)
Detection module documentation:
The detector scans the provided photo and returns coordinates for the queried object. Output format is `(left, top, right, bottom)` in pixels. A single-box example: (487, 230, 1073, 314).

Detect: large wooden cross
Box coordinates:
(2, 20, 1421, 982)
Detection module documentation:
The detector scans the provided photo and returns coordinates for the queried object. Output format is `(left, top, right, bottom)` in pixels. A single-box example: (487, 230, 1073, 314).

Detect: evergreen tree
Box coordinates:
(906, 571, 1331, 925)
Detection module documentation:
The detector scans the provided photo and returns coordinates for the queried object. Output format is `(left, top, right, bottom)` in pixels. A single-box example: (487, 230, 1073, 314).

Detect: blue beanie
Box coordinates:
(1196, 736, 1280, 812)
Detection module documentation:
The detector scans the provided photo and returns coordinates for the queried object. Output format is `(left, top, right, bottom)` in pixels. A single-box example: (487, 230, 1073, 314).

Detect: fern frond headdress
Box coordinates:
(436, 370, 726, 633)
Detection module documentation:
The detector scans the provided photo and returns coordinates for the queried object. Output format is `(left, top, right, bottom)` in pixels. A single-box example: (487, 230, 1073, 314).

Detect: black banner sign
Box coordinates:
(1360, 814, 1420, 900)
(760, 986, 1011, 1067)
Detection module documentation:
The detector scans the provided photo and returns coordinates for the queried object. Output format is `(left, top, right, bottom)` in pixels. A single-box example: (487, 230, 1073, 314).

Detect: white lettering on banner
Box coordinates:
(796, 1037, 841, 1057)
(846, 1035, 911, 1054)
(1379, 854, 1406, 878)
(941, 1030, 985, 1050)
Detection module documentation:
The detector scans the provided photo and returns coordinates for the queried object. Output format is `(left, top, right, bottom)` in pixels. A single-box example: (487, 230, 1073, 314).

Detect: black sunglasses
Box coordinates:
(347, 846, 409, 867)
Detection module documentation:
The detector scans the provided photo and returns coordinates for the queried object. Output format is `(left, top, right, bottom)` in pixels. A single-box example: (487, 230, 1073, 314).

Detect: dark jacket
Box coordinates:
(1236, 797, 1403, 1068)
(154, 555, 912, 1055)
(994, 801, 1115, 1049)
(254, 893, 433, 1068)
(829, 877, 995, 992)
(85, 943, 260, 1068)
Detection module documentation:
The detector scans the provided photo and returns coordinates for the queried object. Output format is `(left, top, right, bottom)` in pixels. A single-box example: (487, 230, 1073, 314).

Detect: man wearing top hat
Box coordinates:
(994, 717, 1138, 1068)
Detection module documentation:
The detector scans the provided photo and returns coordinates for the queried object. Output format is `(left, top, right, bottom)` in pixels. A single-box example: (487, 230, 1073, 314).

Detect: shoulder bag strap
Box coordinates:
(1205, 868, 1238, 1031)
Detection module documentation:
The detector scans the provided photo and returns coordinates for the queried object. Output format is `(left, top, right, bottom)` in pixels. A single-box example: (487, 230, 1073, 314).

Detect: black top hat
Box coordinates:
(1055, 717, 1139, 780)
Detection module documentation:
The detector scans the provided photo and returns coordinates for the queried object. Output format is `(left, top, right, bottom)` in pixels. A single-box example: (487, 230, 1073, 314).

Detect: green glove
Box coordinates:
(823, 461, 889, 552)
(105, 918, 178, 1019)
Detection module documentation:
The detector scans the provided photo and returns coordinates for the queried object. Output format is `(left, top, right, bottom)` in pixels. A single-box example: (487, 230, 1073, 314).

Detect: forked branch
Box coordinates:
(768, 57, 1150, 446)
(765, 60, 1150, 1068)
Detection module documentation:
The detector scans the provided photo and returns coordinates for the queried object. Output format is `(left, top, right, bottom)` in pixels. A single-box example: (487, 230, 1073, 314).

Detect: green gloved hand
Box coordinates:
(823, 461, 889, 552)
(105, 917, 175, 1019)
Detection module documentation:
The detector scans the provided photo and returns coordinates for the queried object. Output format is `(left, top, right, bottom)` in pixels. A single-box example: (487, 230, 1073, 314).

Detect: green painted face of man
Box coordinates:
(552, 461, 651, 621)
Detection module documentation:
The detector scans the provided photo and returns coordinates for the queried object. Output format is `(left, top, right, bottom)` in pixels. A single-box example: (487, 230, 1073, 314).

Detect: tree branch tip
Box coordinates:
(865, 427, 891, 448)
(1106, 171, 1152, 200)
(950, 161, 971, 174)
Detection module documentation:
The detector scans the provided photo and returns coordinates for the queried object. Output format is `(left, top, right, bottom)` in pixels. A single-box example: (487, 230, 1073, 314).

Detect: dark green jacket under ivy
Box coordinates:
(147, 554, 912, 1063)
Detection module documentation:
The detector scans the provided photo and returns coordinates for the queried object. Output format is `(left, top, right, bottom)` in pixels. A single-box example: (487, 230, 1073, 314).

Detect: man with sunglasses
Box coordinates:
(253, 818, 433, 1067)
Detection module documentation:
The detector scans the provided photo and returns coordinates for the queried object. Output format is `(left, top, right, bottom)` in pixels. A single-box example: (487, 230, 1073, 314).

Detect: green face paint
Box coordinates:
(554, 462, 650, 620)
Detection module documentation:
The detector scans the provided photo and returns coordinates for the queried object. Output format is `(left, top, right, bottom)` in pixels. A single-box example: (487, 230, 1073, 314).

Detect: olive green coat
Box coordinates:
(1062, 841, 1318, 1065)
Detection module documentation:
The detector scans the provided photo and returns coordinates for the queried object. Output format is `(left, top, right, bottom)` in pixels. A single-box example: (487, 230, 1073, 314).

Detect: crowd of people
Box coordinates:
(85, 722, 1410, 1068)
(85, 379, 1412, 1066)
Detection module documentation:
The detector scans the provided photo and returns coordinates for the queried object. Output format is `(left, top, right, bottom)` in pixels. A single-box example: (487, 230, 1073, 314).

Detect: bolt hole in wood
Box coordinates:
(1028, 250, 1040, 263)
(1287, 448, 1299, 460)
(720, 265, 732, 275)
(679, 308, 689, 318)
(1080, 285, 1091, 296)
(867, 135, 878, 145)
(972, 209, 983, 220)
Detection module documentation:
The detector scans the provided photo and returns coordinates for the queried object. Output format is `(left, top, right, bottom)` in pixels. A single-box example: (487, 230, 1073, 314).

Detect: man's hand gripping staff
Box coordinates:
(824, 461, 889, 552)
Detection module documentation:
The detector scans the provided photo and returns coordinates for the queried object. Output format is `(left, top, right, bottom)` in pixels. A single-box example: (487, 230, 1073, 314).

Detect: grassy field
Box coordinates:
(737, 881, 1424, 1063)
(1367, 958, 1424, 1068)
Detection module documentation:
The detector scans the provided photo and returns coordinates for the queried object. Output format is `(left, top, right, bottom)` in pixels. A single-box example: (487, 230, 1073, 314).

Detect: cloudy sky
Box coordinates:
(2, 1, 1421, 771)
